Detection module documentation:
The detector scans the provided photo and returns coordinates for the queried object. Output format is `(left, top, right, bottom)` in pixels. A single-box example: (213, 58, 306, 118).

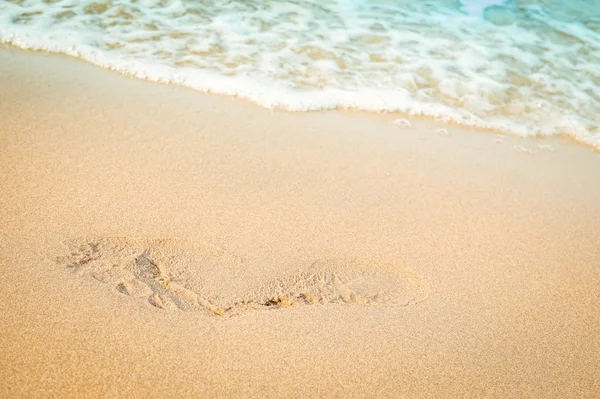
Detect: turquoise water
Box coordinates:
(1, 0, 599, 148)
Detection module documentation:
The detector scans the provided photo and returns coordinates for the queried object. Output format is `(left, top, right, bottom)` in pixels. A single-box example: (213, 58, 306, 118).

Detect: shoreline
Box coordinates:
(1, 43, 598, 153)
(1, 46, 599, 397)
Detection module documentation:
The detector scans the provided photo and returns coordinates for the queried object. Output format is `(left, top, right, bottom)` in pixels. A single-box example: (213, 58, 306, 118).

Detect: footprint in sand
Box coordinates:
(56, 238, 429, 317)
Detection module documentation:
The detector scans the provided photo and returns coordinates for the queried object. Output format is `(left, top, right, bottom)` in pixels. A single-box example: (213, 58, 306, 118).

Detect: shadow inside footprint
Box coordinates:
(56, 238, 429, 317)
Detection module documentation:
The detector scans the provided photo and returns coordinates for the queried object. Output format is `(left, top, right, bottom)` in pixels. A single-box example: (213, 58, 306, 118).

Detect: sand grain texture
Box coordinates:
(1, 46, 599, 398)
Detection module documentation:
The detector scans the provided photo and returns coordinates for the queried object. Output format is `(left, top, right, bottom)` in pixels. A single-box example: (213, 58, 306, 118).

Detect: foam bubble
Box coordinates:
(393, 118, 412, 128)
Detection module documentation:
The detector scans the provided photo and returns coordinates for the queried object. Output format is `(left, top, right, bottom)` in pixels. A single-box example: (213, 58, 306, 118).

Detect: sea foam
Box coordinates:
(0, 0, 599, 149)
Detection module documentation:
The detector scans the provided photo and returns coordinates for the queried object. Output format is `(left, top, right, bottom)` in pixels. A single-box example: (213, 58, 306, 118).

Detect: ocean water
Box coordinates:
(1, 0, 599, 148)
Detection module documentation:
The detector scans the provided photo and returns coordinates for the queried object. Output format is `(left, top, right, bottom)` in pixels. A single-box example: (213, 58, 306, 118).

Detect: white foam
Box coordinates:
(537, 144, 555, 152)
(0, 0, 599, 149)
(393, 119, 412, 128)
(514, 145, 533, 154)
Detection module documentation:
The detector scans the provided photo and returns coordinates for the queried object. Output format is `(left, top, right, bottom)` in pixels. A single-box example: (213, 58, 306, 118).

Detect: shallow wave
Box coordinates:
(0, 0, 599, 148)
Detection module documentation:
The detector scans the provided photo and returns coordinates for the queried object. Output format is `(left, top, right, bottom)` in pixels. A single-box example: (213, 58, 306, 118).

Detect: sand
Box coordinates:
(1, 45, 599, 398)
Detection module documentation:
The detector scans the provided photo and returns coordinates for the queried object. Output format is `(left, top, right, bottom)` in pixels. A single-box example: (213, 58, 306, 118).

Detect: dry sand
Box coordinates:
(1, 46, 599, 398)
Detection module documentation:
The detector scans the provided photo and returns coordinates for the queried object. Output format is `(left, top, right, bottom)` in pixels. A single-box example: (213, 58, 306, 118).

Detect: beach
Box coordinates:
(1, 46, 599, 397)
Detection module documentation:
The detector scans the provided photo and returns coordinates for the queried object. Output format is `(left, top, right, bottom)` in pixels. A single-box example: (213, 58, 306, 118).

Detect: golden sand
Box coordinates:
(1, 46, 599, 397)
